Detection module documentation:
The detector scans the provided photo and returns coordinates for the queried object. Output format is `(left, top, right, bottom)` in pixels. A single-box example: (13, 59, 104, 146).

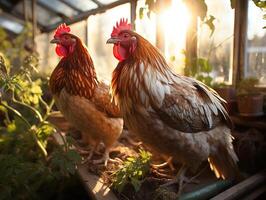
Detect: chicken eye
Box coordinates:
(123, 34, 129, 38)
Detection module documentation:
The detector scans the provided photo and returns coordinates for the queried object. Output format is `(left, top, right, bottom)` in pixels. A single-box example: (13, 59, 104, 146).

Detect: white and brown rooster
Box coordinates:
(107, 19, 240, 191)
(50, 24, 123, 165)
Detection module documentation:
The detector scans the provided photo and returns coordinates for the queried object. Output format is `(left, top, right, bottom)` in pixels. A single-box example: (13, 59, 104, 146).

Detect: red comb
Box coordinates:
(54, 23, 71, 37)
(111, 18, 132, 37)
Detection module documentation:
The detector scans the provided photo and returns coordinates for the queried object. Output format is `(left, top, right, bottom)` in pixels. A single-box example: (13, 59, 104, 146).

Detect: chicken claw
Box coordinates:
(152, 157, 175, 171)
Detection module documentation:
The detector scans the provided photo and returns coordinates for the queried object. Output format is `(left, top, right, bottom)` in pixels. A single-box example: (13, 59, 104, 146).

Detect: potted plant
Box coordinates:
(236, 77, 264, 116)
(212, 82, 237, 115)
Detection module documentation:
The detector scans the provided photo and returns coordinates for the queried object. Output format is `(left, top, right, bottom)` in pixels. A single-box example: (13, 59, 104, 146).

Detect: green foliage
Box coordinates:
(183, 51, 214, 87)
(0, 26, 81, 200)
(50, 148, 81, 177)
(252, 0, 266, 28)
(230, 0, 237, 9)
(139, 0, 172, 19)
(111, 149, 152, 193)
(204, 15, 216, 36)
(252, 0, 266, 9)
(184, 0, 216, 36)
(237, 77, 259, 96)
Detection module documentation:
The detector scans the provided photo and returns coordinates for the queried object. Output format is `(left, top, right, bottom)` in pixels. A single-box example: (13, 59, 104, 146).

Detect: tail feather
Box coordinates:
(208, 144, 241, 181)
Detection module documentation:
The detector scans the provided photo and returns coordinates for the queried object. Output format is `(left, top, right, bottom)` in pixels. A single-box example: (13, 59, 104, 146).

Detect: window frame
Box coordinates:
(233, 0, 266, 91)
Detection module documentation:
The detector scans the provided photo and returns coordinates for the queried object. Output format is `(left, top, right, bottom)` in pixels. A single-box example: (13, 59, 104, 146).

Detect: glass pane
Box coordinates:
(245, 0, 266, 86)
(135, 0, 156, 45)
(136, 0, 188, 74)
(63, 0, 98, 11)
(0, 16, 23, 34)
(87, 3, 130, 81)
(161, 0, 189, 74)
(36, 5, 62, 26)
(198, 0, 234, 84)
(38, 0, 78, 17)
(97, 0, 118, 4)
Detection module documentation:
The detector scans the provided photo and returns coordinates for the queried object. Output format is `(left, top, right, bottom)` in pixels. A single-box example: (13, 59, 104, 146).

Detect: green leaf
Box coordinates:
(204, 76, 213, 86)
(204, 15, 216, 36)
(170, 55, 176, 62)
(66, 149, 81, 163)
(252, 0, 266, 9)
(197, 58, 212, 73)
(139, 7, 145, 19)
(230, 0, 237, 9)
(111, 149, 151, 193)
(131, 177, 142, 191)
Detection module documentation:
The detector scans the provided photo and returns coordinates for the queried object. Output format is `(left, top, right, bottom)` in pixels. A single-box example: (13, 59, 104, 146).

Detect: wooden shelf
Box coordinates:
(230, 115, 266, 130)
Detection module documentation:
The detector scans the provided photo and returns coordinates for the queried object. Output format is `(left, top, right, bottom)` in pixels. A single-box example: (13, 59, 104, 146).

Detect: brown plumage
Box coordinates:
(50, 24, 123, 164)
(107, 19, 239, 180)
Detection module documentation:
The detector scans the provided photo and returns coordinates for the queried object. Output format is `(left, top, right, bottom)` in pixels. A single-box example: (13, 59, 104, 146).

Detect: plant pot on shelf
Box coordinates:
(237, 94, 264, 117)
(214, 87, 237, 115)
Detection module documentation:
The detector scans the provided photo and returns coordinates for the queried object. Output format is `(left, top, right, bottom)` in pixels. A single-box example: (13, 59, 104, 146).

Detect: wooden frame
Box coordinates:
(232, 0, 248, 87)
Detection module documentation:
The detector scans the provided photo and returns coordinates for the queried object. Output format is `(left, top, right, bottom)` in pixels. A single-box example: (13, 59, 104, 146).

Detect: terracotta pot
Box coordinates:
(214, 87, 237, 114)
(237, 94, 264, 116)
(214, 87, 236, 102)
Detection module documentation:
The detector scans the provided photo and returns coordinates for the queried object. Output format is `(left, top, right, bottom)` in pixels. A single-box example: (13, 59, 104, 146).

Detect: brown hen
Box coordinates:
(107, 19, 240, 192)
(50, 24, 123, 165)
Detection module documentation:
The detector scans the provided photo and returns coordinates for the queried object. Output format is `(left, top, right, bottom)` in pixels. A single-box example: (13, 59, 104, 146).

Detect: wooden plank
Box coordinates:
(51, 128, 118, 200)
(231, 115, 266, 130)
(210, 170, 266, 200)
(77, 164, 117, 200)
(241, 184, 266, 200)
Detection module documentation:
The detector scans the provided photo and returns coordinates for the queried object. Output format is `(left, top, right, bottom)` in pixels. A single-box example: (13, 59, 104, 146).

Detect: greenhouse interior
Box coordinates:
(0, 0, 265, 199)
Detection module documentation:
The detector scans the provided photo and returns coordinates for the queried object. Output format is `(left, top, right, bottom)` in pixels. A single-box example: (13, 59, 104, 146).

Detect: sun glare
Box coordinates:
(159, 0, 190, 72)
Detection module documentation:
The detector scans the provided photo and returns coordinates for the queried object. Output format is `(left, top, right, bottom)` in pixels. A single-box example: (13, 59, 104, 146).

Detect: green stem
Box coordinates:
(11, 94, 43, 122)
(29, 127, 48, 157)
(1, 102, 31, 128)
(39, 96, 49, 111)
(3, 108, 11, 124)
(42, 99, 54, 121)
(1, 102, 47, 158)
(57, 131, 68, 151)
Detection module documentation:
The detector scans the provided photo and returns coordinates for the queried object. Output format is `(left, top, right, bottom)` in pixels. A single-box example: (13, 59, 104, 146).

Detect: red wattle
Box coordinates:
(113, 45, 123, 61)
(55, 45, 68, 57)
(113, 44, 129, 61)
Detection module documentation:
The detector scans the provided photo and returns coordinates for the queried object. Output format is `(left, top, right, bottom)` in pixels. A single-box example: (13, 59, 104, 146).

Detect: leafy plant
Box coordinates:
(237, 77, 260, 96)
(111, 149, 152, 193)
(0, 25, 81, 200)
(183, 50, 214, 86)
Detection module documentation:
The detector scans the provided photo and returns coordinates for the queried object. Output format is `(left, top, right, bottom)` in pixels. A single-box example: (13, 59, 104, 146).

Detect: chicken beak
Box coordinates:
(106, 37, 121, 44)
(50, 38, 60, 44)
